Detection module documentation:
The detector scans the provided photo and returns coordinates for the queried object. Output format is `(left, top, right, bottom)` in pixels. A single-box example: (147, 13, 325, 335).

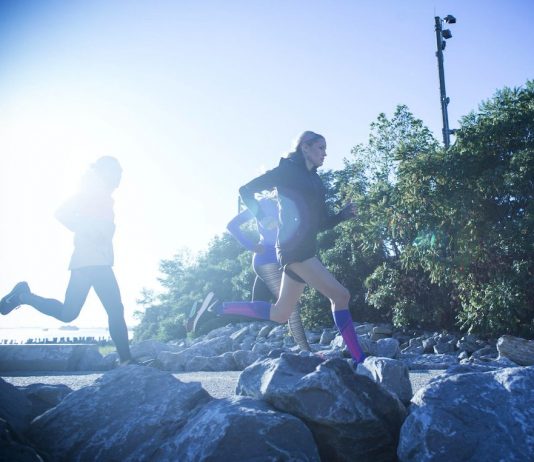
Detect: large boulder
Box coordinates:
(0, 418, 43, 462)
(497, 335, 534, 366)
(165, 396, 320, 461)
(237, 353, 406, 462)
(0, 345, 106, 372)
(357, 356, 413, 404)
(19, 384, 72, 422)
(28, 366, 212, 461)
(398, 366, 534, 461)
(0, 378, 32, 436)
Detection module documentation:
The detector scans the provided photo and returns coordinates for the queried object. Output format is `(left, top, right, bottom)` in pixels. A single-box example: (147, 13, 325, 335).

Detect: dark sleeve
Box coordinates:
(319, 208, 345, 231)
(238, 167, 279, 220)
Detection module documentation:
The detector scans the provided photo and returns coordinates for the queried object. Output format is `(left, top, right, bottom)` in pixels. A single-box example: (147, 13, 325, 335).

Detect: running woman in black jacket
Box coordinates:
(218, 131, 365, 364)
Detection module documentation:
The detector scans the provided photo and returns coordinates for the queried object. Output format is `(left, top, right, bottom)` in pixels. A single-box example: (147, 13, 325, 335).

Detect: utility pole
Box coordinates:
(434, 14, 456, 148)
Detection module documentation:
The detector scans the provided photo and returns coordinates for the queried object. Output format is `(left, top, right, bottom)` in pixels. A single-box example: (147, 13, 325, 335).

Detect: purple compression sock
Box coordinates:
(333, 309, 366, 364)
(219, 301, 271, 321)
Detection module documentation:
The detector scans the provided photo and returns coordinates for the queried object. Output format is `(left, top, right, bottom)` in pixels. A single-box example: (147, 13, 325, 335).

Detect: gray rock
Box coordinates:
(185, 352, 237, 372)
(257, 324, 274, 338)
(75, 347, 109, 371)
(20, 383, 72, 421)
(319, 329, 336, 345)
(372, 324, 393, 336)
(0, 418, 43, 462)
(0, 345, 105, 372)
(229, 326, 249, 343)
(357, 356, 413, 404)
(28, 366, 212, 461)
(129, 339, 179, 360)
(165, 396, 320, 461)
(237, 354, 406, 462)
(251, 342, 272, 355)
(400, 353, 459, 370)
(0, 378, 32, 436)
(421, 337, 436, 353)
(398, 366, 534, 461)
(306, 330, 322, 344)
(232, 350, 260, 370)
(497, 335, 534, 366)
(375, 338, 400, 359)
(433, 341, 455, 354)
(157, 336, 234, 371)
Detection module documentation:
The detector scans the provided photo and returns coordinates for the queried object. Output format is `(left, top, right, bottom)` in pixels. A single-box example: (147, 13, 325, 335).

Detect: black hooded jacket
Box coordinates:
(239, 151, 345, 265)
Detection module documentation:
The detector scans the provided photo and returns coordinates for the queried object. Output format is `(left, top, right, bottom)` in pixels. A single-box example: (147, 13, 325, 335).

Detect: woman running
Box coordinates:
(217, 131, 365, 364)
(0, 156, 134, 364)
(226, 195, 311, 351)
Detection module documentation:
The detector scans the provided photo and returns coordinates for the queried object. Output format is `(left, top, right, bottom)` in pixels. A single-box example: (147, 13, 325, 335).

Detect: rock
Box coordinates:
(421, 337, 436, 353)
(433, 341, 455, 354)
(157, 336, 234, 371)
(372, 324, 393, 336)
(237, 354, 406, 462)
(229, 326, 249, 343)
(251, 342, 272, 355)
(232, 350, 260, 370)
(28, 366, 212, 461)
(306, 330, 322, 344)
(497, 335, 534, 366)
(0, 418, 43, 462)
(0, 378, 32, 436)
(185, 352, 237, 372)
(0, 345, 106, 372)
(398, 366, 534, 461)
(20, 384, 72, 421)
(319, 329, 336, 345)
(166, 396, 320, 461)
(257, 324, 274, 338)
(471, 345, 498, 360)
(129, 339, 179, 361)
(375, 338, 400, 358)
(456, 334, 482, 354)
(357, 356, 413, 404)
(400, 353, 459, 370)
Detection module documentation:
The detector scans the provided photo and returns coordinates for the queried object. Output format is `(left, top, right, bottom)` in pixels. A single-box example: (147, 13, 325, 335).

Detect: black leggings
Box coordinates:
(24, 266, 131, 362)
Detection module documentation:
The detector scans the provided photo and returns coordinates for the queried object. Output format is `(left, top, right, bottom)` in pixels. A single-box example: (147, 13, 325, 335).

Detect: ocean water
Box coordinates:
(0, 326, 134, 344)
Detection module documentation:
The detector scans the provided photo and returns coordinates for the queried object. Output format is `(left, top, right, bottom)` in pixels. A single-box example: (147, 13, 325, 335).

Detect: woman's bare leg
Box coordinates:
(286, 257, 365, 363)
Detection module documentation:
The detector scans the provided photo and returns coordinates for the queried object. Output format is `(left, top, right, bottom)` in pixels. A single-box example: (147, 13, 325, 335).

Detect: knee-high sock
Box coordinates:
(333, 309, 365, 364)
(288, 308, 311, 351)
(219, 301, 271, 321)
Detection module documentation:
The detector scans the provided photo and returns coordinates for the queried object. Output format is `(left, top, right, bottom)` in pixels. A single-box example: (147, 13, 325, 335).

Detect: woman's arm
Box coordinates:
(226, 209, 258, 251)
(238, 167, 279, 220)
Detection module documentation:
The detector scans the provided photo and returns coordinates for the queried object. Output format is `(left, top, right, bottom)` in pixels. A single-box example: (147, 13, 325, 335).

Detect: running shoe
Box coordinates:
(0, 281, 30, 315)
(192, 292, 216, 333)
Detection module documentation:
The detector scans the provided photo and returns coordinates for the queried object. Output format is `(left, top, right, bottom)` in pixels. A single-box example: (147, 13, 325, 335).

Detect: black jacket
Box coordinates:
(239, 152, 344, 265)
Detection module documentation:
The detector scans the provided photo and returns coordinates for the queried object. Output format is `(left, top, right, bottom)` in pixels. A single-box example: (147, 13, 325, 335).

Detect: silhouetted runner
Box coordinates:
(0, 156, 133, 364)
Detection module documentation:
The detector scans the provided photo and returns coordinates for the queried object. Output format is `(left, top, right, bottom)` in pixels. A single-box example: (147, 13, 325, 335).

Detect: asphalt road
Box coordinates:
(2, 369, 444, 399)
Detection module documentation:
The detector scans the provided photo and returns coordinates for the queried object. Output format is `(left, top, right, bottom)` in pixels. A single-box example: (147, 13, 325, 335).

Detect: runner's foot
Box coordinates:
(0, 282, 30, 315)
(192, 292, 217, 334)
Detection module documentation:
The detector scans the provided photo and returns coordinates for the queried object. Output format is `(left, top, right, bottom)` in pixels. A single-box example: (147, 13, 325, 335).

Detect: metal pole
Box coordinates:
(435, 16, 451, 148)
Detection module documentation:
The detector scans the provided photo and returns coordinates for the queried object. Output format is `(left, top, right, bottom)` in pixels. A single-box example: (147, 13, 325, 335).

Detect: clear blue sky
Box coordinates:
(0, 0, 532, 329)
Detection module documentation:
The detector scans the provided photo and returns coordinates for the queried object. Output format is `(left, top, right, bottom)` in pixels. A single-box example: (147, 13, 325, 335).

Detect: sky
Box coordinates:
(0, 0, 532, 329)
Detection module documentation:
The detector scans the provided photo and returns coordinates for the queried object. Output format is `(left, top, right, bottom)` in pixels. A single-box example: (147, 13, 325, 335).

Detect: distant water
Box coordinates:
(0, 326, 134, 344)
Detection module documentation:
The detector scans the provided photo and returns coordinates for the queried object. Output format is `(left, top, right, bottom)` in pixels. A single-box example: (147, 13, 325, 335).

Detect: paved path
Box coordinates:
(2, 369, 444, 399)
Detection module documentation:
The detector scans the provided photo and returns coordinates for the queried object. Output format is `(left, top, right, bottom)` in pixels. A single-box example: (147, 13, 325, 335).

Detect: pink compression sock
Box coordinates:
(333, 309, 366, 364)
(219, 301, 271, 321)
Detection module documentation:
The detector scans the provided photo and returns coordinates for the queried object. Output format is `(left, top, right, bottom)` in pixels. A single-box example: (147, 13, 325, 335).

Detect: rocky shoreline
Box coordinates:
(1, 320, 533, 460)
